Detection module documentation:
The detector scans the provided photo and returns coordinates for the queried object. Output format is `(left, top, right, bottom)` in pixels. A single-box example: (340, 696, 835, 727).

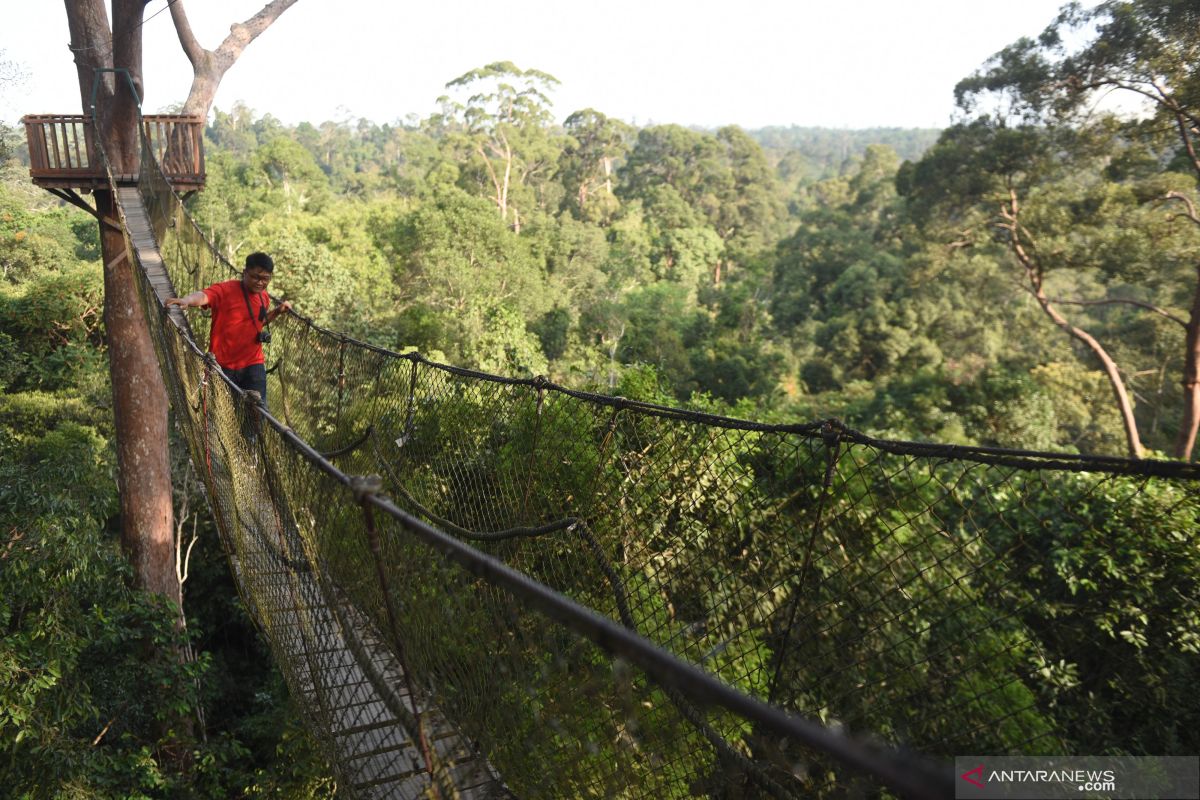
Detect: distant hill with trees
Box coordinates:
(750, 124, 941, 181)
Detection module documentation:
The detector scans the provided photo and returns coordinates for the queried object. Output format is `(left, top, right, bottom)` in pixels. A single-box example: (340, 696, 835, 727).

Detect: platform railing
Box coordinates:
(22, 113, 205, 191)
(23, 114, 96, 181)
(143, 114, 205, 187)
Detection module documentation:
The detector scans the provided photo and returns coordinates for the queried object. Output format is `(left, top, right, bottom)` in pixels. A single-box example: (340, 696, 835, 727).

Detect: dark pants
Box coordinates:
(222, 363, 268, 410)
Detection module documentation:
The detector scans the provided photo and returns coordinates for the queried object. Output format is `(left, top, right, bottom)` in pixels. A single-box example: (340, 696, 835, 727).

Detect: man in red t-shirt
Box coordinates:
(167, 252, 293, 409)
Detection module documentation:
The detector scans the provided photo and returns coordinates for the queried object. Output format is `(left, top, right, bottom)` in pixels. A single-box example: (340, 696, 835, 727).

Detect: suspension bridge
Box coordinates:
(27, 113, 1200, 799)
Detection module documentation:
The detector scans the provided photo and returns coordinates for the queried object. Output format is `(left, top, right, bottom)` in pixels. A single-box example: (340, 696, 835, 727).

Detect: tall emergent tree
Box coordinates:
(436, 61, 562, 233)
(560, 108, 632, 224)
(914, 0, 1200, 459)
(63, 0, 298, 603)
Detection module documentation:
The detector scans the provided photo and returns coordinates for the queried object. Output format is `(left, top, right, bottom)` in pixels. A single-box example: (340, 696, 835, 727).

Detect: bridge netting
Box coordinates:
(103, 124, 1200, 799)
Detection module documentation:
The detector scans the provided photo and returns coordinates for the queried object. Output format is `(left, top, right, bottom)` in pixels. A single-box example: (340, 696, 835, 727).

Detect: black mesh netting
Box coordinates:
(95, 122, 1200, 800)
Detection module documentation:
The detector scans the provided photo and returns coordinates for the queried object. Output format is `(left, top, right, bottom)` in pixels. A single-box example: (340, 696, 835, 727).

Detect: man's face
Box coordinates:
(242, 268, 272, 291)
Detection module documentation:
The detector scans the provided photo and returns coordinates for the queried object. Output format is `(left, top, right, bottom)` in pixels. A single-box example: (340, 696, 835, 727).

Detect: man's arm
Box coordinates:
(265, 299, 293, 323)
(165, 290, 209, 308)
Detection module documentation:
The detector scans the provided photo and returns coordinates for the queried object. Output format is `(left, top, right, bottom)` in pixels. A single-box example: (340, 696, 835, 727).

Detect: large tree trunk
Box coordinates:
(99, 194, 179, 603)
(65, 0, 179, 603)
(63, 0, 298, 600)
(107, 2, 177, 602)
(1038, 296, 1145, 459)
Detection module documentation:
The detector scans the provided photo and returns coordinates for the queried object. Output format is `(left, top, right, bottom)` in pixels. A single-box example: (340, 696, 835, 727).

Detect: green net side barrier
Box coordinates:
(98, 122, 1200, 799)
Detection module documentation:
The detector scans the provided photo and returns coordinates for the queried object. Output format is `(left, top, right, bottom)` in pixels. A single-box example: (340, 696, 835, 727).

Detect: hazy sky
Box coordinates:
(3, 0, 1081, 130)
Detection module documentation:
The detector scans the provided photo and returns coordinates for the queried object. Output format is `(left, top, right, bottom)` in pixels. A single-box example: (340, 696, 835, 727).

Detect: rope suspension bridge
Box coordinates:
(83, 121, 1200, 799)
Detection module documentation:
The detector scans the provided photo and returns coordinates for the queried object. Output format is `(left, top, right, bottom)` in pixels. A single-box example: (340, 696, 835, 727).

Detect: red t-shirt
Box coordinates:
(203, 279, 271, 370)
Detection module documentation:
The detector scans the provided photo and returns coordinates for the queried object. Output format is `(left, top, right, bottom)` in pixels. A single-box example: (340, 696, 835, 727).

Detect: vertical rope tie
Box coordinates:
(352, 475, 447, 800)
(201, 353, 217, 479)
(336, 336, 347, 437)
(521, 380, 547, 518)
(768, 421, 842, 706)
(398, 357, 419, 448)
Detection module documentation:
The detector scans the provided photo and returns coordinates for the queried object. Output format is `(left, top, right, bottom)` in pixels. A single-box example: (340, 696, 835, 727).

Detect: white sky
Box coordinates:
(2, 0, 1081, 130)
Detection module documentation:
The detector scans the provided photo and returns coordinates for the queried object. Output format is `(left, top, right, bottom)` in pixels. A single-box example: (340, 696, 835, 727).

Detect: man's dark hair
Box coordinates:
(245, 252, 274, 273)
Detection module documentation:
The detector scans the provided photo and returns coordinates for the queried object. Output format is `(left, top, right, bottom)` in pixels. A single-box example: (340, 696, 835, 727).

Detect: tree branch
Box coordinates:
(945, 229, 974, 251)
(173, 0, 301, 117)
(1046, 296, 1187, 327)
(214, 0, 301, 62)
(1163, 190, 1200, 227)
(1003, 189, 1144, 457)
(1080, 77, 1168, 115)
(1168, 107, 1200, 181)
(168, 0, 205, 66)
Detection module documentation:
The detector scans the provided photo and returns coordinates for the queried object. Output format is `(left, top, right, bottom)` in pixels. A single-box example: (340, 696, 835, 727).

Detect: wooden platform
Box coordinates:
(24, 114, 205, 192)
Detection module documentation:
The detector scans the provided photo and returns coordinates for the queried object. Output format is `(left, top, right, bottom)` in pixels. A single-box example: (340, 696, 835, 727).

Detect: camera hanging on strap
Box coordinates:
(241, 284, 271, 344)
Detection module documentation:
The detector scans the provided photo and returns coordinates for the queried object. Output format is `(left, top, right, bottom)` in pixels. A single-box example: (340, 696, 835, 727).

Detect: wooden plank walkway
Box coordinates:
(117, 187, 189, 331)
(116, 186, 509, 800)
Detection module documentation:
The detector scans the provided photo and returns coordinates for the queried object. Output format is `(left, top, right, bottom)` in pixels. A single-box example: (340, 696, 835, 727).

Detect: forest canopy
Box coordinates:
(165, 43, 1193, 462)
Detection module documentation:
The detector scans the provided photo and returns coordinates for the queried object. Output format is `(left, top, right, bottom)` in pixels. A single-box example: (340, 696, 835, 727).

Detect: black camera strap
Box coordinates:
(240, 283, 268, 334)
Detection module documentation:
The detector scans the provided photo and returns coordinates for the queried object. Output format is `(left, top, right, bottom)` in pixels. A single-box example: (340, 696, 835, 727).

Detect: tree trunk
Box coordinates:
(98, 196, 180, 604)
(63, 0, 178, 602)
(1027, 282, 1143, 458)
(1021, 267, 1144, 458)
(501, 143, 512, 221)
(110, 0, 176, 603)
(1005, 196, 1144, 458)
(63, 0, 299, 598)
(1174, 264, 1200, 460)
(1051, 304, 1145, 459)
(172, 0, 301, 117)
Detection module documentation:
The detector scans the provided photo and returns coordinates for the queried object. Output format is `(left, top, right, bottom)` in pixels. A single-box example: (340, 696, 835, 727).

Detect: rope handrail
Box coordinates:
(129, 165, 953, 798)
(91, 105, 1200, 800)
(228, 304, 1200, 479)
(172, 209, 1200, 481)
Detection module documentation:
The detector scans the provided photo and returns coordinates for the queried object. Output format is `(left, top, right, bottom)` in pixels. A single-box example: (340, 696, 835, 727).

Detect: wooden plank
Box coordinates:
(48, 123, 63, 170)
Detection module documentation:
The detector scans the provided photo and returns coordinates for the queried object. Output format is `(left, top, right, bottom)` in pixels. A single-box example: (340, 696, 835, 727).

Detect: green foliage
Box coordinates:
(751, 126, 940, 182)
(0, 516, 181, 797)
(165, 43, 1200, 452)
(0, 261, 105, 393)
(0, 183, 336, 797)
(560, 109, 631, 224)
(936, 0, 1200, 458)
(434, 62, 565, 225)
(979, 473, 1200, 754)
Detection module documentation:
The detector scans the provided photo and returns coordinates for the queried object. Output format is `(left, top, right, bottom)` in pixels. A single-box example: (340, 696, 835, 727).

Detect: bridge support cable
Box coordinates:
(98, 120, 1200, 800)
